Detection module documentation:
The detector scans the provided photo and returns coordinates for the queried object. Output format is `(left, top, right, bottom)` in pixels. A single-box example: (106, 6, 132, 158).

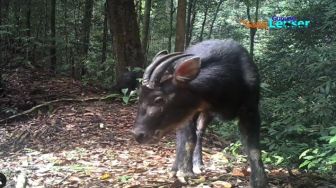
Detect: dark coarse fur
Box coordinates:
(186, 39, 260, 119)
(0, 173, 6, 188)
(133, 39, 267, 188)
(113, 71, 142, 93)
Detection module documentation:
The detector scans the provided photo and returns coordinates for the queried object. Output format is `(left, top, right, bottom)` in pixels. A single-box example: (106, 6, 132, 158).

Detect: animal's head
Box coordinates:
(133, 51, 202, 144)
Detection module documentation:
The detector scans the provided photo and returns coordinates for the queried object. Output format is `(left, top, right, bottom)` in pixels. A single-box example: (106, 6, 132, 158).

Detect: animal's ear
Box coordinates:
(174, 57, 201, 84)
(153, 50, 168, 61)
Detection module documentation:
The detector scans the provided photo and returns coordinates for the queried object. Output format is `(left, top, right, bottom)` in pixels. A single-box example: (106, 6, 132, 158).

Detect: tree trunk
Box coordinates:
(137, 0, 142, 26)
(168, 0, 174, 52)
(246, 0, 258, 58)
(50, 0, 56, 72)
(142, 0, 151, 62)
(186, 0, 197, 46)
(101, 2, 108, 64)
(80, 0, 94, 77)
(26, 0, 33, 63)
(64, 0, 69, 67)
(199, 2, 209, 42)
(0, 0, 10, 24)
(44, 0, 49, 41)
(188, 0, 197, 45)
(175, 0, 187, 52)
(13, 0, 22, 28)
(208, 0, 224, 39)
(107, 0, 145, 79)
(186, 0, 193, 46)
(0, 0, 3, 25)
(26, 0, 31, 38)
(43, 0, 49, 61)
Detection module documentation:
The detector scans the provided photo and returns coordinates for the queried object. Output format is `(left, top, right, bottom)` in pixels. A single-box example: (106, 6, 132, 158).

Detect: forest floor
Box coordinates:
(0, 68, 335, 188)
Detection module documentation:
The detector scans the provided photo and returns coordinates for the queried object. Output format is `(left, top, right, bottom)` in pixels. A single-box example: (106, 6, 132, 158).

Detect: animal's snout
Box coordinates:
(132, 127, 163, 144)
(132, 128, 150, 144)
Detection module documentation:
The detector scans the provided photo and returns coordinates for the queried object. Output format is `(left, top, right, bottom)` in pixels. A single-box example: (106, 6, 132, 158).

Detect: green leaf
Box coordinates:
(303, 155, 315, 160)
(326, 154, 336, 165)
(329, 135, 336, 144)
(122, 96, 129, 105)
(118, 175, 132, 183)
(121, 88, 128, 95)
(299, 160, 311, 168)
(274, 155, 284, 165)
(299, 149, 311, 159)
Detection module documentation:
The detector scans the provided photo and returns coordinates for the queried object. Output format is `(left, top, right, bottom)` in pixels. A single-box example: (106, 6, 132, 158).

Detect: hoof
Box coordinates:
(168, 170, 177, 178)
(192, 164, 204, 174)
(176, 170, 195, 183)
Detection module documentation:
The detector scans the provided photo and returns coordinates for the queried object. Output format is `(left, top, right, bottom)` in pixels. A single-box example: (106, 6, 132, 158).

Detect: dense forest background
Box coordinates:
(0, 0, 335, 186)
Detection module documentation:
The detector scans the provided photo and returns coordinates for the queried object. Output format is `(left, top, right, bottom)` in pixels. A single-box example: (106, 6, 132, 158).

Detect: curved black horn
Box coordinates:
(143, 52, 183, 85)
(153, 50, 168, 61)
(148, 54, 193, 88)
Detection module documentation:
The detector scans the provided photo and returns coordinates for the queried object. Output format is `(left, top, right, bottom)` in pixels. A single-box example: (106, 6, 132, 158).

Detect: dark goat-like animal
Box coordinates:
(113, 71, 142, 93)
(133, 39, 267, 187)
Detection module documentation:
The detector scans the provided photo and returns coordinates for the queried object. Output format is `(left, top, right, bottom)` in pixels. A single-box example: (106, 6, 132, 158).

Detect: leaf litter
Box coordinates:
(0, 68, 335, 188)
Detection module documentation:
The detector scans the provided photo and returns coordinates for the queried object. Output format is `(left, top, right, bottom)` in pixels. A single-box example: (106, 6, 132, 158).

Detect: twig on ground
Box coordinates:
(0, 94, 119, 124)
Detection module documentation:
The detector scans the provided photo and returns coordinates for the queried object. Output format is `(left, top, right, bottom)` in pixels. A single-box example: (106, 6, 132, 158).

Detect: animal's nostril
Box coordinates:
(134, 132, 146, 143)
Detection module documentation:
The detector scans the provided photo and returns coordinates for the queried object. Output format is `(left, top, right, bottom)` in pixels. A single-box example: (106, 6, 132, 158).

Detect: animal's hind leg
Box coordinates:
(193, 112, 212, 174)
(238, 106, 267, 188)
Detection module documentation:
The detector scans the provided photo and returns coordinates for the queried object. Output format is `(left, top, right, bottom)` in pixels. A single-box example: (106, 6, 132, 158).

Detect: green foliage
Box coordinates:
(223, 141, 247, 162)
(256, 0, 336, 173)
(121, 89, 138, 105)
(83, 56, 116, 89)
(262, 151, 285, 166)
(0, 24, 44, 68)
(207, 0, 336, 175)
(210, 120, 239, 141)
(126, 66, 142, 73)
(118, 175, 132, 183)
(1, 0, 335, 176)
(297, 126, 336, 171)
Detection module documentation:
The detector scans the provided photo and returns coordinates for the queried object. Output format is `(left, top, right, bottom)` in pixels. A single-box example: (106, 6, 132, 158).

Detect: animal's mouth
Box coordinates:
(143, 129, 166, 144)
(132, 128, 165, 144)
(137, 126, 179, 144)
(134, 116, 195, 144)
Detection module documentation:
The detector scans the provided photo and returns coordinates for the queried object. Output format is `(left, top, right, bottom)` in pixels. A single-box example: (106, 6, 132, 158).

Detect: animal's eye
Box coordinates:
(154, 97, 164, 104)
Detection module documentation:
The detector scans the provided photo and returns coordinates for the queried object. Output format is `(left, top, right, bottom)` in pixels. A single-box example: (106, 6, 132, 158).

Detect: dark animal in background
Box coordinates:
(112, 71, 142, 93)
(133, 39, 267, 187)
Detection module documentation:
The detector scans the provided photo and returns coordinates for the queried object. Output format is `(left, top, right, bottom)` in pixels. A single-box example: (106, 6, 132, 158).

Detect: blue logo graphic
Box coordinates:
(269, 16, 310, 29)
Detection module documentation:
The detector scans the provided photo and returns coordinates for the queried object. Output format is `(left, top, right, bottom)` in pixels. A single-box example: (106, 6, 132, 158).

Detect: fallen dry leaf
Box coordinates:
(231, 167, 250, 177)
(99, 172, 112, 180)
(1, 68, 333, 187)
(212, 180, 232, 188)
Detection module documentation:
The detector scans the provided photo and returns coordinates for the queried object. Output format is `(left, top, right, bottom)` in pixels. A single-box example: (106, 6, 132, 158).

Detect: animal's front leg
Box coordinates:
(172, 120, 197, 179)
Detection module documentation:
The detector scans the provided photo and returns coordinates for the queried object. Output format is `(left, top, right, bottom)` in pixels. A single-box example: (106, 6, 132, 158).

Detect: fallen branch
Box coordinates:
(0, 94, 119, 124)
